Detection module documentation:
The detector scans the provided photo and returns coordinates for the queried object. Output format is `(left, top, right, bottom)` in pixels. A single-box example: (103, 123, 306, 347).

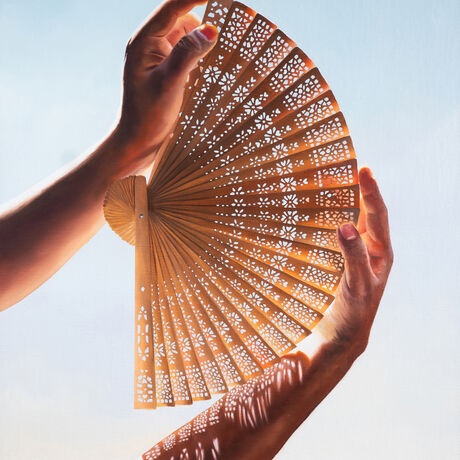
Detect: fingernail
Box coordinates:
(339, 223, 358, 241)
(198, 23, 218, 41)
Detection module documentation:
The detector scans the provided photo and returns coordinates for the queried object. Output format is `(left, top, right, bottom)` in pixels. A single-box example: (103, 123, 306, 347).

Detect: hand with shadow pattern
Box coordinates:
(142, 167, 393, 460)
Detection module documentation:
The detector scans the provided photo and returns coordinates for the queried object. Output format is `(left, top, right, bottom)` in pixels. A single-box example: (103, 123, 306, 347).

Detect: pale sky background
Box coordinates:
(0, 0, 459, 459)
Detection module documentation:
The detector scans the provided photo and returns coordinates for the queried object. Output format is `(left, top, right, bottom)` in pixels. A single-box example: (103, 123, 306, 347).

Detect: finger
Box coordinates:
(160, 24, 218, 82)
(357, 197, 366, 234)
(337, 223, 374, 294)
(359, 167, 391, 249)
(166, 12, 201, 47)
(138, 0, 207, 39)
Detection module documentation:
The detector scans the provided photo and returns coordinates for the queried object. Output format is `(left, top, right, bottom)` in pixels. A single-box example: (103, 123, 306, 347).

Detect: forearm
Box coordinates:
(249, 341, 361, 459)
(220, 344, 360, 460)
(0, 1, 220, 312)
(143, 341, 361, 460)
(0, 127, 150, 311)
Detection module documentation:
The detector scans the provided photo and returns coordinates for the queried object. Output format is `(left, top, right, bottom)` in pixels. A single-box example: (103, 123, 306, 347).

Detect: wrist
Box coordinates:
(117, 106, 166, 154)
(93, 124, 157, 181)
(313, 312, 368, 361)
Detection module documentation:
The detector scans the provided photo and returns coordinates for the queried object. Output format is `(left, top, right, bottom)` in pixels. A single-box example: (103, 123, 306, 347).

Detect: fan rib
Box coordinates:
(153, 28, 299, 189)
(150, 282, 175, 407)
(160, 225, 247, 388)
(176, 274, 247, 388)
(161, 203, 358, 235)
(156, 211, 329, 330)
(133, 176, 156, 409)
(163, 209, 343, 291)
(156, 184, 359, 216)
(199, 137, 357, 190)
(158, 113, 351, 201)
(215, 225, 344, 272)
(148, 0, 234, 183)
(159, 209, 333, 313)
(157, 45, 312, 190)
(152, 2, 259, 186)
(157, 217, 271, 379)
(161, 13, 277, 174)
(150, 222, 194, 405)
(161, 211, 324, 335)
(160, 209, 342, 252)
(152, 226, 214, 402)
(154, 230, 231, 394)
(178, 88, 339, 186)
(159, 69, 331, 194)
(158, 157, 356, 208)
(160, 207, 338, 313)
(159, 215, 288, 365)
(156, 30, 288, 185)
(156, 68, 330, 195)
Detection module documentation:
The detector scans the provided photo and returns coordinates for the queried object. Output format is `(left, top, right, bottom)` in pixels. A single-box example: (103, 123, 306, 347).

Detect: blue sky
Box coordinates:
(0, 0, 459, 459)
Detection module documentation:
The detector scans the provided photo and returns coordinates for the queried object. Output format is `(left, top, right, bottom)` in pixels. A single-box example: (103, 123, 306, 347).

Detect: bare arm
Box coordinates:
(142, 167, 393, 460)
(0, 0, 218, 311)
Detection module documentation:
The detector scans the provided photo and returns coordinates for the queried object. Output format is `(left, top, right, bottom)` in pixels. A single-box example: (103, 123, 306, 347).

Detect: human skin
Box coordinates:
(0, 0, 218, 311)
(143, 167, 393, 460)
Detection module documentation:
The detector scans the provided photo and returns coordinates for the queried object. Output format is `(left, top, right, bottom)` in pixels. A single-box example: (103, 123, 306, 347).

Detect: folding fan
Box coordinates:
(104, 0, 359, 409)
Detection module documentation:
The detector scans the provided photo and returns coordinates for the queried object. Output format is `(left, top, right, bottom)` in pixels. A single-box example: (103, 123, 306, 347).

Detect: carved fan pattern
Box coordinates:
(104, 0, 359, 408)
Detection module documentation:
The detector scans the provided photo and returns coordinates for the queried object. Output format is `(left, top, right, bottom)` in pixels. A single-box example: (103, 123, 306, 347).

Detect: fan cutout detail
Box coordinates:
(104, 0, 359, 409)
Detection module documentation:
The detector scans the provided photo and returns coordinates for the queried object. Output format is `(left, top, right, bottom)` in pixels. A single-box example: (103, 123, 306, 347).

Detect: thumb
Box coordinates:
(337, 223, 374, 294)
(162, 24, 218, 83)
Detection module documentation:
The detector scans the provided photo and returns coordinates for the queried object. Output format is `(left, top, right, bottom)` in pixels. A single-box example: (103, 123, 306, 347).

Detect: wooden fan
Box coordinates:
(104, 0, 359, 409)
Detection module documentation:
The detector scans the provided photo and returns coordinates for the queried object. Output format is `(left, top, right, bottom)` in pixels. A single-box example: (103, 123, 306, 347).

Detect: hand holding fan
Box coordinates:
(104, 0, 359, 408)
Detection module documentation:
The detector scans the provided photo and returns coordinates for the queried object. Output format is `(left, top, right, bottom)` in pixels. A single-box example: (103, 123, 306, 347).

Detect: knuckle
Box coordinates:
(124, 38, 143, 67)
(379, 242, 393, 265)
(380, 201, 389, 217)
(378, 239, 392, 257)
(352, 279, 373, 299)
(385, 248, 394, 271)
(344, 245, 367, 262)
(346, 272, 375, 300)
(125, 38, 135, 57)
(387, 247, 394, 264)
